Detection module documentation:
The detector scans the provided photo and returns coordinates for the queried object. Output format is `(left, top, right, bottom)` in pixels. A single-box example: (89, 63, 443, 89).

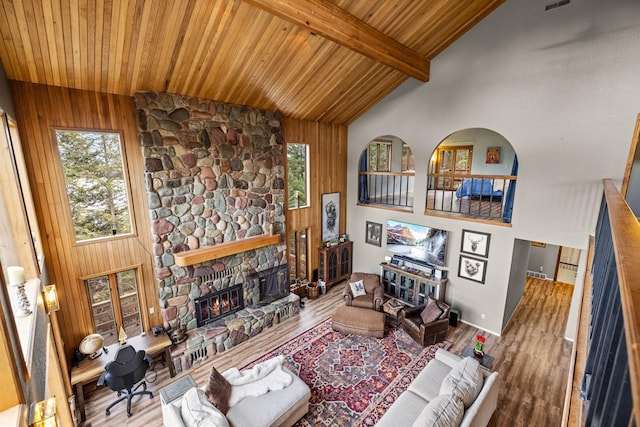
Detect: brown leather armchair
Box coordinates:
(400, 298, 450, 346)
(343, 272, 384, 311)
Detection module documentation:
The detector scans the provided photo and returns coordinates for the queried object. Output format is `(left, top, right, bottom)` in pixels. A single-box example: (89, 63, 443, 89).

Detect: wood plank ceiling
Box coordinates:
(0, 0, 505, 125)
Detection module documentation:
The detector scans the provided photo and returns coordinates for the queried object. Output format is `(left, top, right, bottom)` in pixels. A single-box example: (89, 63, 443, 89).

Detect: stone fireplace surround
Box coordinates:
(134, 91, 299, 372)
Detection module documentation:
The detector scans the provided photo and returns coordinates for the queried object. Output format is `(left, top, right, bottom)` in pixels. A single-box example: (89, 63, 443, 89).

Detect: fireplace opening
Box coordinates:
(248, 264, 290, 307)
(195, 284, 244, 327)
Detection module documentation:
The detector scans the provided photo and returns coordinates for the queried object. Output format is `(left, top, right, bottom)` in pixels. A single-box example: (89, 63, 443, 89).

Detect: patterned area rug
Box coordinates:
(243, 317, 453, 426)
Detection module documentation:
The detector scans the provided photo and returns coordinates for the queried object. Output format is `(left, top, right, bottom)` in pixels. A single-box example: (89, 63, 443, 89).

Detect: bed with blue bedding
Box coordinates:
(455, 178, 503, 199)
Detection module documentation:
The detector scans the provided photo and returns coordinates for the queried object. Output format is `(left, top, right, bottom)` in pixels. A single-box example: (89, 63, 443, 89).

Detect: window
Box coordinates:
(402, 142, 415, 172)
(55, 129, 133, 242)
(358, 137, 415, 211)
(434, 145, 473, 190)
(0, 114, 42, 273)
(287, 143, 309, 209)
(369, 140, 392, 172)
(85, 268, 142, 346)
(288, 229, 309, 282)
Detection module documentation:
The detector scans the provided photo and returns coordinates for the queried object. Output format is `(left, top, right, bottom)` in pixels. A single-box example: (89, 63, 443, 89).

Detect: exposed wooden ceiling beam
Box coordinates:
(242, 0, 430, 82)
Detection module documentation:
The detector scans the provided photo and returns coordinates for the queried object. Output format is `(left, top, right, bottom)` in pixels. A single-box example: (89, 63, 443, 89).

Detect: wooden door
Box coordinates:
(435, 146, 473, 190)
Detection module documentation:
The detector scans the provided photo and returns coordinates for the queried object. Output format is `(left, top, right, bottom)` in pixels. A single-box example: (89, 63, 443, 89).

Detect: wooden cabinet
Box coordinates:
(318, 241, 353, 287)
(380, 263, 447, 306)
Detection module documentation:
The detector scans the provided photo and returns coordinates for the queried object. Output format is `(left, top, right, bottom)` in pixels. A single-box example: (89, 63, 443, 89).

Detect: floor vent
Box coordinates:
(545, 0, 571, 11)
(527, 270, 549, 280)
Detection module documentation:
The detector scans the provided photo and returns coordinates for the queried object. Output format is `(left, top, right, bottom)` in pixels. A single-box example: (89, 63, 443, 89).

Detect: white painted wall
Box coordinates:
(347, 0, 640, 335)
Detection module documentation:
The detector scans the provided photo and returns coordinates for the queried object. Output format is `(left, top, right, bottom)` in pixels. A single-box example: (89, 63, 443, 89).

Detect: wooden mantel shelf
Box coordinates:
(174, 234, 281, 266)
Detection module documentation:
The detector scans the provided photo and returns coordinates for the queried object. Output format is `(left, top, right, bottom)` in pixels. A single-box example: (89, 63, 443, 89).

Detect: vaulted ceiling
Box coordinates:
(0, 0, 505, 124)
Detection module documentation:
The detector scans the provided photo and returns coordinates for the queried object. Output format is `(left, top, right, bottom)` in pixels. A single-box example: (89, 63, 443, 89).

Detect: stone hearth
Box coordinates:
(170, 293, 299, 373)
(134, 91, 295, 371)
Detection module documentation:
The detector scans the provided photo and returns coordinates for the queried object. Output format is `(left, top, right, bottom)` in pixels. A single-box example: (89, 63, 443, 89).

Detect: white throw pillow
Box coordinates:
(349, 279, 367, 298)
(181, 387, 230, 427)
(412, 394, 464, 427)
(439, 357, 484, 408)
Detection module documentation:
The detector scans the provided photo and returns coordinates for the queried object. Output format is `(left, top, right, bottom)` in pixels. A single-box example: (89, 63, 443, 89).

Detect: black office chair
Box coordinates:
(97, 344, 154, 417)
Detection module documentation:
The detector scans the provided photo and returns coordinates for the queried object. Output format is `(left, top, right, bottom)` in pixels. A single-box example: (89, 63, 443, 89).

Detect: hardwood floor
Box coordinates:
(80, 277, 573, 426)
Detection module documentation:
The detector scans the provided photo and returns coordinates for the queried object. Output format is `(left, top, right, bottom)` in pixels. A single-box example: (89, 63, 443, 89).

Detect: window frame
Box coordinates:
(82, 265, 146, 346)
(288, 228, 309, 282)
(53, 127, 137, 245)
(286, 143, 310, 210)
(368, 140, 392, 172)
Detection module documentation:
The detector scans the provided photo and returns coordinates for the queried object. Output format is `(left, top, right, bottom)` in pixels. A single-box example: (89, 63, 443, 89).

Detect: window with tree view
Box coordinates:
(287, 143, 309, 209)
(55, 130, 132, 241)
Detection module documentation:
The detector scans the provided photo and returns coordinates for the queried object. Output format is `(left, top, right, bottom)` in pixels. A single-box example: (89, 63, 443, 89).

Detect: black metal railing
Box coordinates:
(425, 174, 516, 222)
(358, 171, 414, 210)
(580, 179, 640, 425)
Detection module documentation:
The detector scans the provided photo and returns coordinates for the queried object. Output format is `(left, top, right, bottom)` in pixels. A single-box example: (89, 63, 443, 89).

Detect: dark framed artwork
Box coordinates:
(321, 192, 340, 241)
(458, 254, 487, 284)
(486, 147, 500, 164)
(460, 229, 491, 258)
(365, 221, 382, 246)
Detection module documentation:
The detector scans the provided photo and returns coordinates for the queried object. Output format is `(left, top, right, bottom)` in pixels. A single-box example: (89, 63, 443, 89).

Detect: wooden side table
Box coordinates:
(383, 298, 405, 328)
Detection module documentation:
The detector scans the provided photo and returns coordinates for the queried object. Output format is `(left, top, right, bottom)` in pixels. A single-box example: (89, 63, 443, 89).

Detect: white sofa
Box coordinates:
(377, 349, 500, 427)
(161, 365, 311, 427)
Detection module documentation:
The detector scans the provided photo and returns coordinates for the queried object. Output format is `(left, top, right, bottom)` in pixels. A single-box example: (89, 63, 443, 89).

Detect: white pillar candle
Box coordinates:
(7, 266, 25, 285)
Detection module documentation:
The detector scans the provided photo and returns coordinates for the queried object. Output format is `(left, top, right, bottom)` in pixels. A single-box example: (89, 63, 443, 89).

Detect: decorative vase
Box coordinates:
(473, 345, 484, 359)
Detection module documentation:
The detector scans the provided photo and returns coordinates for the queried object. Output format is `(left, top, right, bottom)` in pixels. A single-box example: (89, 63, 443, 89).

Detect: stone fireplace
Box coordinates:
(195, 284, 244, 328)
(134, 91, 299, 372)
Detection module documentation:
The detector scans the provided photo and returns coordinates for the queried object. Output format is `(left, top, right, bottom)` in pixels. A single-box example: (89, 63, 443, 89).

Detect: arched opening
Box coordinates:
(426, 128, 518, 224)
(358, 135, 415, 211)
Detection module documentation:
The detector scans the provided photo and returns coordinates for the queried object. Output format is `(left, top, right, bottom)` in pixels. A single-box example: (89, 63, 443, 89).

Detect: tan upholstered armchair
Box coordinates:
(343, 272, 384, 312)
(400, 298, 450, 346)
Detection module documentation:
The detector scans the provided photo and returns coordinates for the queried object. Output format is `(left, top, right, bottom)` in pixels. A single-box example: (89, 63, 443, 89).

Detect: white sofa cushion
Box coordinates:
(412, 394, 464, 427)
(181, 387, 230, 427)
(440, 357, 483, 408)
(349, 279, 367, 297)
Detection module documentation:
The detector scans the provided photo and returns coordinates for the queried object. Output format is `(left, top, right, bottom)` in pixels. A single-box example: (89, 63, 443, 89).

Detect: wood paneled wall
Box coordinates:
(9, 81, 161, 363)
(7, 81, 349, 368)
(283, 117, 348, 278)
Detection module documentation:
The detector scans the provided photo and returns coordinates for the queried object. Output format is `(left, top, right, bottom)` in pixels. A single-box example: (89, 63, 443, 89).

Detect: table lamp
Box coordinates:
(79, 333, 105, 360)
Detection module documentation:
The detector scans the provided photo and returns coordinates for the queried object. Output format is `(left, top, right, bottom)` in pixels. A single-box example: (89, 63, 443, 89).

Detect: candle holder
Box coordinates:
(13, 280, 32, 317)
(8, 266, 31, 317)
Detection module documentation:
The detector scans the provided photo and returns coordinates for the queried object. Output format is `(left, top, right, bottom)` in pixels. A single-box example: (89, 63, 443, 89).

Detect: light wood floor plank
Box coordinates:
(80, 277, 573, 426)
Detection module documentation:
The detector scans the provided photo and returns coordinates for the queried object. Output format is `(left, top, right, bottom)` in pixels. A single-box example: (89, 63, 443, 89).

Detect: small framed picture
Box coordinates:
(458, 255, 487, 284)
(486, 147, 500, 164)
(321, 192, 340, 241)
(460, 229, 491, 258)
(365, 221, 382, 246)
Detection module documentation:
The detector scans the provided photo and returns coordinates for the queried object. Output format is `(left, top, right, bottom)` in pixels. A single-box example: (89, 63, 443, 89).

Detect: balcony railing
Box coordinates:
(580, 179, 640, 425)
(358, 171, 414, 210)
(426, 173, 517, 222)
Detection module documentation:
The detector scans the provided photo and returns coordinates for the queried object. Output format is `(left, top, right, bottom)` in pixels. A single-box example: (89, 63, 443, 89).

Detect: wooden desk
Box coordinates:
(70, 332, 174, 421)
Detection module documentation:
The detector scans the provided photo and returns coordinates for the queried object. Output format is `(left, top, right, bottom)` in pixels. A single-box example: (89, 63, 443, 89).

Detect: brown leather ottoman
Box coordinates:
(332, 305, 385, 338)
